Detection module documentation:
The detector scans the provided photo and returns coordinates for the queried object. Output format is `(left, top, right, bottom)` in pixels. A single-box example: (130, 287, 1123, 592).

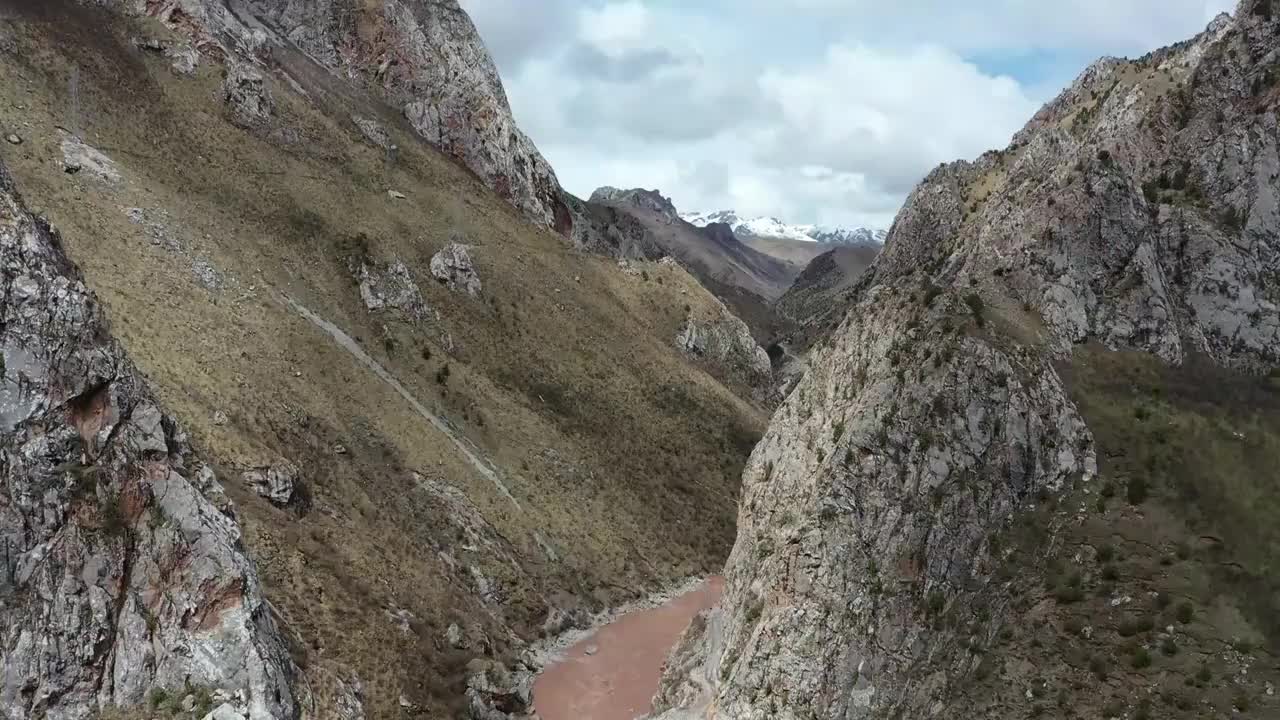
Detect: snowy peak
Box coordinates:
(809, 226, 889, 246)
(680, 209, 884, 246)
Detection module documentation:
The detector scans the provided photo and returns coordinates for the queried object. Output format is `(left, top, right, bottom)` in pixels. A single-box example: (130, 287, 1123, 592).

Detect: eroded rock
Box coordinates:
(241, 462, 297, 506)
(61, 137, 121, 183)
(223, 61, 274, 129)
(676, 303, 773, 399)
(431, 242, 482, 297)
(0, 159, 294, 718)
(354, 257, 429, 320)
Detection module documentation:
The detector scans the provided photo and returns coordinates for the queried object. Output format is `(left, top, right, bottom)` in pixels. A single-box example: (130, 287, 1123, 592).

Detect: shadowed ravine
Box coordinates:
(533, 577, 724, 720)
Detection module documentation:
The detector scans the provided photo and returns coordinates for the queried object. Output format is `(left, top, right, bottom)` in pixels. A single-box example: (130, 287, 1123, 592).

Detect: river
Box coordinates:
(532, 577, 724, 720)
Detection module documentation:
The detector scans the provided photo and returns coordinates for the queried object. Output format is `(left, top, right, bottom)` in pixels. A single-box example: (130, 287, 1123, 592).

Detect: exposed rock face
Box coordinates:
(351, 116, 396, 153)
(676, 306, 773, 400)
(465, 659, 534, 720)
(589, 187, 681, 225)
(656, 3, 1280, 718)
(222, 61, 275, 129)
(873, 4, 1277, 371)
(561, 193, 665, 261)
(126, 0, 567, 233)
(354, 257, 429, 319)
(60, 137, 121, 184)
(0, 161, 295, 718)
(776, 246, 878, 328)
(430, 242, 482, 297)
(241, 462, 297, 507)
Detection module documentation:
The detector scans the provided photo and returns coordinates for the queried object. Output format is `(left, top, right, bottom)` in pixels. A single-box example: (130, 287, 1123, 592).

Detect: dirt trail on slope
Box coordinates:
(534, 577, 724, 720)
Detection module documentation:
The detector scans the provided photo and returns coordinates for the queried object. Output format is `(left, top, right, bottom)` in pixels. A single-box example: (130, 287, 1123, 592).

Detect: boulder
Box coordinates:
(241, 462, 297, 506)
(431, 242, 482, 297)
(61, 137, 121, 183)
(354, 258, 429, 320)
(223, 61, 274, 129)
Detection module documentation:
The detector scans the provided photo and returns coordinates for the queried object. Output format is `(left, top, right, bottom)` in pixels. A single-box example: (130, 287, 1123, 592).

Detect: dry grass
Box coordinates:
(0, 6, 765, 717)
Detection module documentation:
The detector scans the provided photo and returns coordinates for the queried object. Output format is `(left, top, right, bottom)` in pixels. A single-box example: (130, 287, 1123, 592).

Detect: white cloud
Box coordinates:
(578, 1, 654, 54)
(461, 0, 1238, 229)
(754, 44, 1040, 195)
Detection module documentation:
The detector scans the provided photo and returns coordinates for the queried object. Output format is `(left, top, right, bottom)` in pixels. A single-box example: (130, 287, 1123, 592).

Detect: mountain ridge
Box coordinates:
(680, 209, 886, 247)
(653, 3, 1280, 718)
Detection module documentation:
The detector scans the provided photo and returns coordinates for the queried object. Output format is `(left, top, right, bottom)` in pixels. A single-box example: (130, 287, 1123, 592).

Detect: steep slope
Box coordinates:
(775, 245, 880, 333)
(589, 188, 795, 341)
(0, 160, 294, 718)
(102, 0, 610, 241)
(730, 234, 832, 269)
(0, 4, 768, 718)
(655, 4, 1280, 719)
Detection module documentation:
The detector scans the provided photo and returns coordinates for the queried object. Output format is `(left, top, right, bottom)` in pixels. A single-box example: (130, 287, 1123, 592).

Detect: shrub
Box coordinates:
(1127, 476, 1149, 505)
(1161, 637, 1179, 656)
(963, 293, 985, 325)
(1118, 616, 1154, 637)
(1096, 544, 1116, 563)
(1220, 205, 1243, 232)
(148, 688, 169, 710)
(1101, 564, 1119, 582)
(1064, 617, 1085, 636)
(926, 589, 946, 617)
(1054, 585, 1084, 604)
(1175, 602, 1194, 624)
(436, 363, 451, 385)
(1089, 654, 1109, 680)
(1142, 179, 1160, 204)
(1131, 647, 1152, 669)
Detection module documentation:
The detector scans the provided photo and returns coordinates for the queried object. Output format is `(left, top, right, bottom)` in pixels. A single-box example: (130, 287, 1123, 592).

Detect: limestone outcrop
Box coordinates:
(0, 160, 295, 719)
(654, 3, 1280, 717)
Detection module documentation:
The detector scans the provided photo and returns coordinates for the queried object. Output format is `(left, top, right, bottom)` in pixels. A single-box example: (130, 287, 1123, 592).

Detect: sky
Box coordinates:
(460, 0, 1238, 230)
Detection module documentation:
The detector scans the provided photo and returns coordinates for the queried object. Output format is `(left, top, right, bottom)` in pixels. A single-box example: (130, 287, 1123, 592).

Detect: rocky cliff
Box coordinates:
(588, 187, 796, 343)
(774, 245, 879, 344)
(0, 4, 772, 717)
(0, 160, 295, 719)
(655, 3, 1280, 718)
(117, 0, 569, 233)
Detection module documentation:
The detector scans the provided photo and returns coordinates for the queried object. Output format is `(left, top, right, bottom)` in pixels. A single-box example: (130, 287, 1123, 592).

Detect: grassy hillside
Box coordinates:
(953, 345, 1280, 718)
(736, 234, 832, 269)
(0, 5, 765, 717)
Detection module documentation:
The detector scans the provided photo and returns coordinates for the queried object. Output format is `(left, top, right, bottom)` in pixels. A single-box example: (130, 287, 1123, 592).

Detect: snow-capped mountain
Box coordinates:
(680, 210, 885, 246)
(808, 226, 889, 246)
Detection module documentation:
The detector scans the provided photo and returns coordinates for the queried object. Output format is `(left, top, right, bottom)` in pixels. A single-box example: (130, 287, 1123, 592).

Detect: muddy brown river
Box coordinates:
(533, 577, 724, 720)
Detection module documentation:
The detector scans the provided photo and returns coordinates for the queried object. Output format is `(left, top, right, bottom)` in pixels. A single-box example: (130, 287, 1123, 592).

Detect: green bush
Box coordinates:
(1127, 476, 1149, 505)
(1089, 654, 1109, 680)
(1131, 647, 1152, 669)
(1161, 637, 1179, 656)
(963, 293, 985, 326)
(1118, 616, 1154, 637)
(1175, 602, 1194, 624)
